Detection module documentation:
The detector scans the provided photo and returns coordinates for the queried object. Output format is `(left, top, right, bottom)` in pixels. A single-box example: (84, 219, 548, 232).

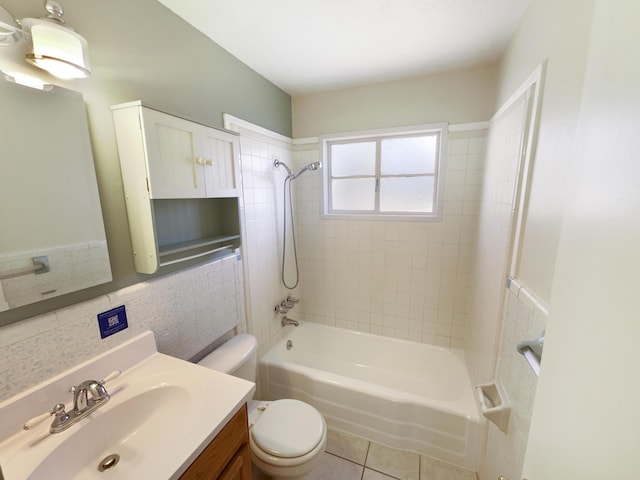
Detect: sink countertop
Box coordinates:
(0, 331, 255, 480)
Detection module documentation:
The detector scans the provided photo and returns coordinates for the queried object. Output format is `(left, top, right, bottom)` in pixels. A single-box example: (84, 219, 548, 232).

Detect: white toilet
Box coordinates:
(198, 334, 327, 479)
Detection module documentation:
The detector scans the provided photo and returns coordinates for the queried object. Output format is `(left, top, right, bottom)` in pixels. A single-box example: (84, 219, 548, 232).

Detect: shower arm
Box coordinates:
(273, 158, 292, 176)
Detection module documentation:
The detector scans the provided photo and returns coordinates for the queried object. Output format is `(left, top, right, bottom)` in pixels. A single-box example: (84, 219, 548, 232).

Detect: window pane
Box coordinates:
(380, 176, 434, 213)
(380, 135, 437, 175)
(331, 141, 376, 177)
(332, 178, 375, 211)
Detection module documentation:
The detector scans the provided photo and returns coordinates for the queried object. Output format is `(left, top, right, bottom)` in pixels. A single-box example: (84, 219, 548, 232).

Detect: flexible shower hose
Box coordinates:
(281, 175, 300, 289)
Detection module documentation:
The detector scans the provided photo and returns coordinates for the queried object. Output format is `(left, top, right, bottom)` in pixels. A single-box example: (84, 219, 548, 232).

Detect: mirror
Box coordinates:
(0, 79, 111, 311)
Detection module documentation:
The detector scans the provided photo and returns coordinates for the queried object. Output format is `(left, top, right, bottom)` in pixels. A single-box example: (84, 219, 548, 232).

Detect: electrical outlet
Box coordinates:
(97, 305, 128, 339)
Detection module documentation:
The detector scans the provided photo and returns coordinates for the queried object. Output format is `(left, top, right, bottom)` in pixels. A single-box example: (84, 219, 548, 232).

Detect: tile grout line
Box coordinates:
(322, 451, 366, 478)
(359, 442, 403, 480)
(360, 440, 371, 480)
(366, 467, 403, 480)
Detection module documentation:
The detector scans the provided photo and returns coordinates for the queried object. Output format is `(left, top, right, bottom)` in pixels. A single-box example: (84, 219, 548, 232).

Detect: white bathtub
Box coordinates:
(259, 322, 481, 470)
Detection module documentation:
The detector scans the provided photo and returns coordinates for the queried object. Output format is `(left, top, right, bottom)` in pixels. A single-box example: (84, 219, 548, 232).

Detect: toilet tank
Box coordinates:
(198, 334, 258, 382)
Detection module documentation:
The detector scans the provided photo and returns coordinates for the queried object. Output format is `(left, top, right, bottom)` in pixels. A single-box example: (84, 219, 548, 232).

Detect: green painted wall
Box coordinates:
(0, 0, 291, 325)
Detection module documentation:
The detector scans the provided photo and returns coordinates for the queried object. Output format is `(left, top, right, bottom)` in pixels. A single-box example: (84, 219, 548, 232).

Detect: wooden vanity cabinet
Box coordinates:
(180, 404, 252, 480)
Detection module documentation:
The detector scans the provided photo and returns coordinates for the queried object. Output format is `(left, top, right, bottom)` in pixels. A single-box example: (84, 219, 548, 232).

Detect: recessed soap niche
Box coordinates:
(476, 382, 511, 433)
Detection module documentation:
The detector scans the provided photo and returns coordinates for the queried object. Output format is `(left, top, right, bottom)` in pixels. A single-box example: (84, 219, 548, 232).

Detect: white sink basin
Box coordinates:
(29, 385, 189, 479)
(0, 331, 255, 480)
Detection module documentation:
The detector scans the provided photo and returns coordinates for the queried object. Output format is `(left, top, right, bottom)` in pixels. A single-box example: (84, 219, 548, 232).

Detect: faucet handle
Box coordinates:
(275, 304, 289, 314)
(69, 369, 120, 393)
(23, 411, 50, 430)
(101, 370, 121, 384)
(286, 295, 299, 304)
(49, 403, 69, 428)
(23, 403, 68, 431)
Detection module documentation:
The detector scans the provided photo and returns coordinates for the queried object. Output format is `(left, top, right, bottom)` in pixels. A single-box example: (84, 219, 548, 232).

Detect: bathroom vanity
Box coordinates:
(180, 404, 251, 480)
(181, 404, 251, 480)
(0, 331, 255, 479)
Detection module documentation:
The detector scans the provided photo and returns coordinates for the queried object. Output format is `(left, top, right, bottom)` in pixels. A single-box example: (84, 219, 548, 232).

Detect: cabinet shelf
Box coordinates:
(158, 235, 240, 267)
(158, 235, 241, 257)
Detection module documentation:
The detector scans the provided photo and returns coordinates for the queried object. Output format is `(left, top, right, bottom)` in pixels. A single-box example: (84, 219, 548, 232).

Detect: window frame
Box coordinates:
(321, 123, 448, 221)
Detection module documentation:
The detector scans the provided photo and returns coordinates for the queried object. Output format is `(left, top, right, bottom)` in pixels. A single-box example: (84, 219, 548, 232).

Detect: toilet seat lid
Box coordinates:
(251, 399, 324, 458)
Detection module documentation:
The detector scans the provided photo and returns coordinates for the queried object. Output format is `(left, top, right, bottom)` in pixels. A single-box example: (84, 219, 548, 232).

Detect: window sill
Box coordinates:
(323, 212, 442, 222)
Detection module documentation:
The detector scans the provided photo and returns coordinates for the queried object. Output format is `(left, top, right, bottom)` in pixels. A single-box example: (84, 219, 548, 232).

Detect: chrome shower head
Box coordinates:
(291, 161, 322, 180)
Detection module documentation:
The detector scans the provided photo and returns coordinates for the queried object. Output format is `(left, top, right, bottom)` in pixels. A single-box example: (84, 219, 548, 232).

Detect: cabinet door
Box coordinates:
(201, 128, 240, 198)
(141, 107, 206, 199)
(218, 444, 252, 480)
(180, 405, 249, 480)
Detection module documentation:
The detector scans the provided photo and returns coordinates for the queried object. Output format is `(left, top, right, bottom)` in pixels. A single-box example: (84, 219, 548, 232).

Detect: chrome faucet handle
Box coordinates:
(281, 300, 294, 308)
(49, 403, 70, 430)
(275, 304, 289, 314)
(286, 295, 299, 304)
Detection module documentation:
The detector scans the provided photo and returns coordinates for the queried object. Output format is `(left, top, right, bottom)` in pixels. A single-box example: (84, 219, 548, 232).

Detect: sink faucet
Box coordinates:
(72, 379, 110, 413)
(22, 370, 120, 434)
(46, 379, 111, 433)
(281, 316, 299, 327)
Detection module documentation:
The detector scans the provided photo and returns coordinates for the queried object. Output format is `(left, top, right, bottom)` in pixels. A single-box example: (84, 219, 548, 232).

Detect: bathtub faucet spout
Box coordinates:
(281, 316, 299, 327)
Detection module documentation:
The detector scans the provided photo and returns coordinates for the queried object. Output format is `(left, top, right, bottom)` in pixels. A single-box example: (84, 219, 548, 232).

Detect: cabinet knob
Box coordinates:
(205, 159, 213, 166)
(196, 157, 206, 166)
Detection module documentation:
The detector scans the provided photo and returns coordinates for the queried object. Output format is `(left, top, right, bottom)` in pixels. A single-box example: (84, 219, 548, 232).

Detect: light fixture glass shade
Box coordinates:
(0, 7, 48, 89)
(22, 17, 90, 79)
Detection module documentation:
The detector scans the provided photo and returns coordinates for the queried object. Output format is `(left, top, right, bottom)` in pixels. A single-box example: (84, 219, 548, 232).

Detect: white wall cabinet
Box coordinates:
(138, 106, 239, 199)
(112, 101, 241, 274)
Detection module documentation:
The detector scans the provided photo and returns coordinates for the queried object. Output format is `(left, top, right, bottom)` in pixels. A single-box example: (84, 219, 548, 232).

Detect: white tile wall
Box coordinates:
(292, 130, 486, 347)
(465, 92, 530, 383)
(481, 280, 546, 480)
(232, 123, 300, 353)
(0, 254, 244, 402)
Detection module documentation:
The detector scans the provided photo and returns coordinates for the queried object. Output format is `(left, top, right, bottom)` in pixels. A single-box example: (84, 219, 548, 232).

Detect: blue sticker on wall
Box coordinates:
(97, 305, 128, 339)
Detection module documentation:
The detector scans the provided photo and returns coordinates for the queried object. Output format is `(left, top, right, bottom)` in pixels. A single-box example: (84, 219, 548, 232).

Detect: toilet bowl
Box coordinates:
(198, 334, 327, 480)
(248, 399, 327, 478)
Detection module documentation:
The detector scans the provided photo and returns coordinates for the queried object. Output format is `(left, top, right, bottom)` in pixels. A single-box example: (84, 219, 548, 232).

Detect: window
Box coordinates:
(322, 124, 447, 220)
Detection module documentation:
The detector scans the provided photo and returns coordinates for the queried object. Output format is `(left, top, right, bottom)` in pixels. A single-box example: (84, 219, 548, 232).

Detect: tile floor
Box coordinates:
(252, 428, 477, 480)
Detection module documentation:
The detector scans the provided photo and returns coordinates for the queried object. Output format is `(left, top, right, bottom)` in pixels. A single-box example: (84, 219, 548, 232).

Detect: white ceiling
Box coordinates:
(157, 0, 530, 96)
